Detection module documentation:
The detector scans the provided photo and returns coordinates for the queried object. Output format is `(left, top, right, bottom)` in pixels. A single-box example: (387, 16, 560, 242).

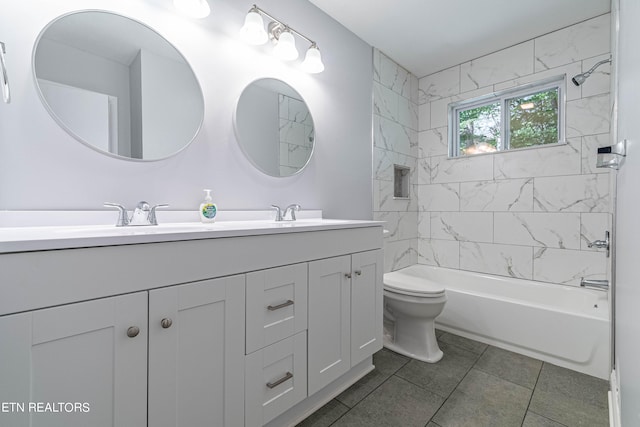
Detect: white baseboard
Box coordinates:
(609, 369, 622, 427)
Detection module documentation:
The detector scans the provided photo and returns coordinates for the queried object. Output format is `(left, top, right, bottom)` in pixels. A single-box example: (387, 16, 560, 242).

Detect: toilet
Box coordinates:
(383, 271, 446, 363)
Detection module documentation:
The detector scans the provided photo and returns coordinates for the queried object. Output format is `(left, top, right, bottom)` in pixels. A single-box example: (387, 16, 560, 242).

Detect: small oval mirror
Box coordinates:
(234, 78, 315, 177)
(33, 11, 204, 161)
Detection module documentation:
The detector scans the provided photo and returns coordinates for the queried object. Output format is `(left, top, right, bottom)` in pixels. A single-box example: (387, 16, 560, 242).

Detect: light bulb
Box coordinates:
(301, 45, 325, 73)
(173, 0, 210, 18)
(240, 10, 268, 45)
(273, 30, 298, 61)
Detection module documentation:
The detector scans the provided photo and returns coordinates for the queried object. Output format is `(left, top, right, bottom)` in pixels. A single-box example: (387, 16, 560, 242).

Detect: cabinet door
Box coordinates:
(246, 263, 307, 354)
(308, 255, 351, 395)
(0, 292, 148, 427)
(148, 275, 245, 427)
(351, 249, 384, 365)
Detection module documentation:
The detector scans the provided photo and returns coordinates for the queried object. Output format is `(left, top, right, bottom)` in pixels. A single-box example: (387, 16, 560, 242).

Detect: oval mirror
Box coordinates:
(33, 11, 204, 161)
(234, 78, 315, 177)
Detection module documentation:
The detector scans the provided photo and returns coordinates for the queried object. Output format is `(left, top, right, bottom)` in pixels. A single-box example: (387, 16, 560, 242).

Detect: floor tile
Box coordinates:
(432, 369, 531, 427)
(474, 346, 542, 389)
(337, 348, 410, 408)
(331, 375, 444, 427)
(436, 328, 444, 338)
(522, 411, 568, 427)
(529, 363, 609, 427)
(296, 399, 349, 427)
(439, 332, 488, 355)
(394, 341, 479, 398)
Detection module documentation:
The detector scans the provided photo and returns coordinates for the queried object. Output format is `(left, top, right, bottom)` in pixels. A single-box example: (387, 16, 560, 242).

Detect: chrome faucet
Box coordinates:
(580, 277, 609, 290)
(104, 201, 168, 226)
(283, 204, 301, 221)
(587, 231, 610, 257)
(271, 204, 301, 221)
(271, 205, 284, 222)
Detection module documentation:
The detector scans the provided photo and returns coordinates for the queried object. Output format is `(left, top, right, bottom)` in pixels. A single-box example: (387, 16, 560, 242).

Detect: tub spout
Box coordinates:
(580, 278, 609, 290)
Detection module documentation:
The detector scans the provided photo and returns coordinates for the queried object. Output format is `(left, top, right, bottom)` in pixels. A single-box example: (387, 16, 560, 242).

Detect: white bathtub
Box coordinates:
(385, 265, 610, 379)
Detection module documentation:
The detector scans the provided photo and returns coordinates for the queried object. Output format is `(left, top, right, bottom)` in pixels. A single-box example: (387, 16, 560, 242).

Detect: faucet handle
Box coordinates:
(104, 202, 129, 227)
(271, 205, 283, 222)
(149, 204, 169, 226)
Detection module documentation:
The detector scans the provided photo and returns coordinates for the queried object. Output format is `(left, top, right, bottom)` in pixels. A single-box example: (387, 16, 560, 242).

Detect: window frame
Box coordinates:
(448, 75, 566, 158)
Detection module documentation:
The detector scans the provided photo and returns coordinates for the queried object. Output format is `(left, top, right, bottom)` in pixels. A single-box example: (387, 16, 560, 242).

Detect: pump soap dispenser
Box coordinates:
(199, 189, 217, 223)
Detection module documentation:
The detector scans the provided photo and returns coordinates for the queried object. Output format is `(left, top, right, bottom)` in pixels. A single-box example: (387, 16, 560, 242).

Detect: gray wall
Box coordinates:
(613, 0, 640, 423)
(0, 0, 373, 219)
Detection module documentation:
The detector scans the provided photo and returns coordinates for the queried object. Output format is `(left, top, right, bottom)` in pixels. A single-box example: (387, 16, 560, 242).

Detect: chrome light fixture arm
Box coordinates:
(248, 4, 317, 47)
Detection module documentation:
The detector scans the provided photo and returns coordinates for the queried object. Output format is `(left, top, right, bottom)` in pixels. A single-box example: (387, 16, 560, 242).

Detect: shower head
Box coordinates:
(571, 73, 588, 86)
(571, 57, 611, 86)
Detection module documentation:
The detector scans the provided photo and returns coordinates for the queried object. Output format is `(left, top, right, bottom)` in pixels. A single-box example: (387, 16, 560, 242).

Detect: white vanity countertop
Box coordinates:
(0, 215, 384, 254)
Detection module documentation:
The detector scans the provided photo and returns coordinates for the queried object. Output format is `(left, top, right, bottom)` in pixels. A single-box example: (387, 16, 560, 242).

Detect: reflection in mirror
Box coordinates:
(235, 78, 314, 177)
(33, 11, 204, 161)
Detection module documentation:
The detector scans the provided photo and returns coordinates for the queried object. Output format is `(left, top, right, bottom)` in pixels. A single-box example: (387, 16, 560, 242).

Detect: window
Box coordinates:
(449, 76, 565, 157)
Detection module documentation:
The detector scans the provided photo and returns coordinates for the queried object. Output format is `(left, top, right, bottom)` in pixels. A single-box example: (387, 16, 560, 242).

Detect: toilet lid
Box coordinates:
(383, 273, 445, 297)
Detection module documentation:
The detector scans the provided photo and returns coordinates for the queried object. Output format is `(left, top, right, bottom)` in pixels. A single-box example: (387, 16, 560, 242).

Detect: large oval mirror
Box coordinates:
(33, 11, 204, 161)
(234, 78, 315, 177)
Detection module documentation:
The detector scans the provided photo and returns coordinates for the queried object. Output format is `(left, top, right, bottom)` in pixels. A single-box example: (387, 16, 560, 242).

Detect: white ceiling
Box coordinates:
(308, 0, 611, 78)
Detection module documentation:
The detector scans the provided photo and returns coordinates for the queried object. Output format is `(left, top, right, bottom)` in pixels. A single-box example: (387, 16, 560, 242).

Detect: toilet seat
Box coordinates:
(384, 275, 445, 297)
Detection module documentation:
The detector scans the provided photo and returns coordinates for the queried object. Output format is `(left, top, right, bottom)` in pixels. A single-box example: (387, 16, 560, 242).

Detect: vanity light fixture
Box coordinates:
(173, 0, 211, 18)
(240, 4, 325, 73)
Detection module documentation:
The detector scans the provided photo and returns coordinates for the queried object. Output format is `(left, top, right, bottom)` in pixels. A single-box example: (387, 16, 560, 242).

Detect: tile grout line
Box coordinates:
(520, 360, 546, 426)
(328, 353, 412, 426)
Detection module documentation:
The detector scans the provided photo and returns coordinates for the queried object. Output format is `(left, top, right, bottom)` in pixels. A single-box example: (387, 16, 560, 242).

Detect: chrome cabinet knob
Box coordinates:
(355, 270, 362, 276)
(161, 318, 173, 329)
(127, 326, 140, 338)
(344, 273, 352, 279)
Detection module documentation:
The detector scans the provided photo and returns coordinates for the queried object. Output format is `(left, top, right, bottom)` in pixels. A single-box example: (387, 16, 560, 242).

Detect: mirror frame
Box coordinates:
(233, 78, 316, 177)
(32, 9, 205, 162)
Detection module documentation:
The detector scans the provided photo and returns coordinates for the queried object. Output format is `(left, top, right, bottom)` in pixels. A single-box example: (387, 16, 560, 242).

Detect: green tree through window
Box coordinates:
(450, 76, 563, 157)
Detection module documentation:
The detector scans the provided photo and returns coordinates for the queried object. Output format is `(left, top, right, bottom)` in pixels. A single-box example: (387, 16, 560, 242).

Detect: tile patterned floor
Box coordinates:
(298, 331, 609, 427)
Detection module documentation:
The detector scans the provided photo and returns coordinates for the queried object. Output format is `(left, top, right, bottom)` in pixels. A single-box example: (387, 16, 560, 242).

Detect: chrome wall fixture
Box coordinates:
(0, 41, 10, 104)
(596, 139, 627, 170)
(571, 57, 611, 86)
(240, 4, 325, 73)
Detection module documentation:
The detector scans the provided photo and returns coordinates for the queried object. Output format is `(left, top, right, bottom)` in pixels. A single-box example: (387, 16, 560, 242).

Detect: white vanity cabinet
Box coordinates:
(0, 292, 149, 427)
(0, 222, 383, 427)
(308, 249, 383, 395)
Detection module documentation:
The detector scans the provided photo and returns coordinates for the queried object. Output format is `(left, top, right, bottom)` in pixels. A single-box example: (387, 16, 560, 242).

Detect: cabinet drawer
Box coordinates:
(245, 331, 307, 427)
(246, 263, 307, 354)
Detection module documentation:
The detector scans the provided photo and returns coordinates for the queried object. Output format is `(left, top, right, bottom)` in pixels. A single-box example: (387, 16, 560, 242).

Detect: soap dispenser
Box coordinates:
(199, 189, 217, 223)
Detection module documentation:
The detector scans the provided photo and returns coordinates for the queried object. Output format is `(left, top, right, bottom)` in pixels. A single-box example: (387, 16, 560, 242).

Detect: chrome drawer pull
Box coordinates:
(266, 372, 293, 389)
(267, 300, 294, 311)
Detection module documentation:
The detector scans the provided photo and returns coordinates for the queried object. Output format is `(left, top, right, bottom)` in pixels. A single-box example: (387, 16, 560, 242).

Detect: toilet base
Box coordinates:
(382, 315, 443, 363)
(383, 338, 443, 363)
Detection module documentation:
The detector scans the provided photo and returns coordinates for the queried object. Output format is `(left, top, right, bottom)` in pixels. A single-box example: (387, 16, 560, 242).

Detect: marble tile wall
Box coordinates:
(373, 50, 420, 272)
(415, 14, 612, 286)
(279, 94, 314, 175)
